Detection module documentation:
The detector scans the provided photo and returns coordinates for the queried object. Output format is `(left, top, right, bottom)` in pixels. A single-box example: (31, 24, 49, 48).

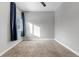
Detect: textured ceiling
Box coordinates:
(16, 2, 62, 11)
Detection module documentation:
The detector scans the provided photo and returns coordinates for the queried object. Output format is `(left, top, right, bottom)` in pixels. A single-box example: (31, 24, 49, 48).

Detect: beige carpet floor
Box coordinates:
(1, 40, 78, 57)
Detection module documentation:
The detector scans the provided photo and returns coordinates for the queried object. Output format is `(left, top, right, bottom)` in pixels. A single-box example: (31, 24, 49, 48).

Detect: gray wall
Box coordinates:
(0, 2, 22, 55)
(55, 2, 79, 54)
(25, 12, 55, 40)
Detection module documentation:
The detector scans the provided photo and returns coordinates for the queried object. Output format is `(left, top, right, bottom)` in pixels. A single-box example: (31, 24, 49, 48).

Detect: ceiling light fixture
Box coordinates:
(40, 2, 46, 7)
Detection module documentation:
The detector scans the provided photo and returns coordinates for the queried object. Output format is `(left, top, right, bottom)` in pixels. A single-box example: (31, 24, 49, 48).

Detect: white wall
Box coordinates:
(55, 2, 79, 54)
(0, 2, 22, 55)
(25, 12, 55, 40)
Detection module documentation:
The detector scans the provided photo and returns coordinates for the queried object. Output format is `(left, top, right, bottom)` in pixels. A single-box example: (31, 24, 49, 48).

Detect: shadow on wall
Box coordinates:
(28, 22, 40, 38)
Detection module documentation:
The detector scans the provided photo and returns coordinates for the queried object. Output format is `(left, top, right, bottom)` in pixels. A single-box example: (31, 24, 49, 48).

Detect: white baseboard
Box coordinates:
(55, 39, 79, 56)
(24, 36, 54, 41)
(0, 40, 22, 56)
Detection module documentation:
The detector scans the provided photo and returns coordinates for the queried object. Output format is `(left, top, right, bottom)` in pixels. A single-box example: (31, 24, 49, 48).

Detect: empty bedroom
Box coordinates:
(0, 2, 79, 57)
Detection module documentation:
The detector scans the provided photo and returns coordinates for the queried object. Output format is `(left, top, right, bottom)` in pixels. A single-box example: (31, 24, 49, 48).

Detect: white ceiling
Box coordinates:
(16, 2, 62, 11)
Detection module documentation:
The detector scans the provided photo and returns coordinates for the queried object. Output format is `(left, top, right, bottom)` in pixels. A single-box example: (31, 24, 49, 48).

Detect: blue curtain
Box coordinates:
(10, 2, 17, 41)
(21, 12, 25, 37)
